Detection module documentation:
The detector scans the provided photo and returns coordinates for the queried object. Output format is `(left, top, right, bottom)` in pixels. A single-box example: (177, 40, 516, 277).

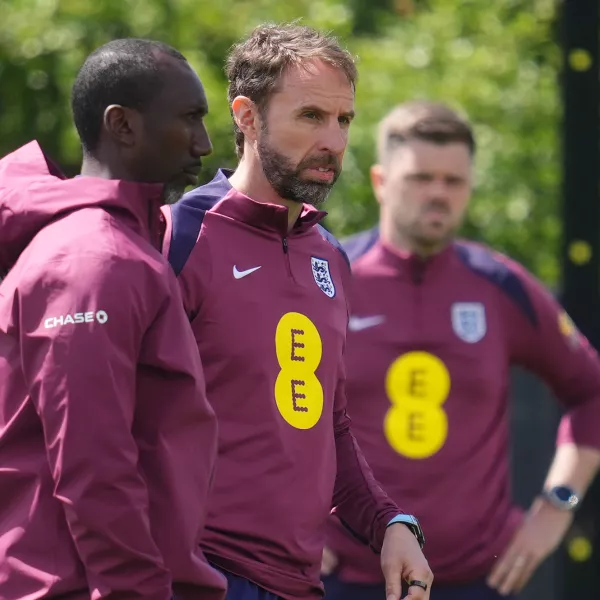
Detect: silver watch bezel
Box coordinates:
(542, 485, 580, 511)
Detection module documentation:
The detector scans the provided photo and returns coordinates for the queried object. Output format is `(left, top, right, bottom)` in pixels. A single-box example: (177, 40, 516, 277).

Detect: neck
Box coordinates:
(229, 152, 303, 232)
(80, 150, 132, 181)
(380, 219, 448, 259)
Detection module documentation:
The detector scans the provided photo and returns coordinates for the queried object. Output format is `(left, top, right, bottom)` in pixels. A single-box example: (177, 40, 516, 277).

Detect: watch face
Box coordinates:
(549, 486, 579, 509)
(555, 486, 573, 503)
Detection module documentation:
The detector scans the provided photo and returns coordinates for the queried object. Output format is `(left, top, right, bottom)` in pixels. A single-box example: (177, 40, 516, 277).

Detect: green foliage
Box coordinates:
(330, 0, 561, 285)
(0, 0, 561, 283)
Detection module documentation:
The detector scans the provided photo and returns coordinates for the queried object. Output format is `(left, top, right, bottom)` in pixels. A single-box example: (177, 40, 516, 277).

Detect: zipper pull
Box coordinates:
(410, 257, 425, 284)
(282, 237, 288, 254)
(414, 265, 424, 284)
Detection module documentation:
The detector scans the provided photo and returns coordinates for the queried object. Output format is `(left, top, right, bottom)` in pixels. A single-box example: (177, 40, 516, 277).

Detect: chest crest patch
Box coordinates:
(451, 302, 487, 343)
(311, 257, 336, 298)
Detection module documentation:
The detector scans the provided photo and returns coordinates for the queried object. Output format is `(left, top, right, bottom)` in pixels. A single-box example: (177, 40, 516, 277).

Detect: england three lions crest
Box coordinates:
(311, 257, 336, 298)
(451, 302, 486, 343)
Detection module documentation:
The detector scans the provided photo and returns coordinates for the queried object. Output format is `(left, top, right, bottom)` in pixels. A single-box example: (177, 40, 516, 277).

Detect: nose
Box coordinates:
(191, 122, 213, 158)
(428, 178, 450, 199)
(318, 119, 348, 157)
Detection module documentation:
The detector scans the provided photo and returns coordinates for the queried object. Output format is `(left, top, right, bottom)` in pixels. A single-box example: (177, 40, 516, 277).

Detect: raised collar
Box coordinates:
(372, 239, 457, 282)
(209, 169, 327, 236)
(0, 141, 165, 273)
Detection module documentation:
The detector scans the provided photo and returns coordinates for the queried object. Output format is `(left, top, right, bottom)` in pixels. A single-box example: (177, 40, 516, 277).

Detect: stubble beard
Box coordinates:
(256, 133, 340, 207)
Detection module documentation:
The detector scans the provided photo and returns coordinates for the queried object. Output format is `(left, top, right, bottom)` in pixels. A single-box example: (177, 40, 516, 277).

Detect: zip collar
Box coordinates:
(373, 240, 456, 283)
(208, 169, 327, 237)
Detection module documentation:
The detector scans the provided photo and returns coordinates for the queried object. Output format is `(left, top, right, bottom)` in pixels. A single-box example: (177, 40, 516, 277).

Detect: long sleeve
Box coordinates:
(17, 255, 172, 600)
(505, 261, 600, 450)
(331, 370, 401, 553)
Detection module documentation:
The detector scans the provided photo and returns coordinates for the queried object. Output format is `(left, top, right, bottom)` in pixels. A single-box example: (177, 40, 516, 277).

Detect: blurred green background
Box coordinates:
(0, 0, 560, 282)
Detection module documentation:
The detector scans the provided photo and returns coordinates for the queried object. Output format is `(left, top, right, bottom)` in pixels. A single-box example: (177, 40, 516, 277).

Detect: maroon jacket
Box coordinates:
(0, 142, 226, 600)
(162, 170, 401, 600)
(326, 232, 600, 585)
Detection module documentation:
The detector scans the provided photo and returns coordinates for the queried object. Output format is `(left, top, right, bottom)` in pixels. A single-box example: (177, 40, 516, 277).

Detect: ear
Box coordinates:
(231, 96, 260, 146)
(103, 104, 140, 148)
(370, 163, 386, 206)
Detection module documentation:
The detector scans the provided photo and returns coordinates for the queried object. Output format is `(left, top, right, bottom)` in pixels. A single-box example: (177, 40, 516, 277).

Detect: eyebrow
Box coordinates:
(298, 105, 356, 120)
(188, 103, 208, 116)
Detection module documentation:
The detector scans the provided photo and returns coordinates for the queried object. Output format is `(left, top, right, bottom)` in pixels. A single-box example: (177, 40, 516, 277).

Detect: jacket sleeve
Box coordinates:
(505, 262, 600, 450)
(17, 254, 172, 600)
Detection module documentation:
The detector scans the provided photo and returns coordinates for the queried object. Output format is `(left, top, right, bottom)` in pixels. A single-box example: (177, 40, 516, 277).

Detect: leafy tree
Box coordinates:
(0, 0, 561, 282)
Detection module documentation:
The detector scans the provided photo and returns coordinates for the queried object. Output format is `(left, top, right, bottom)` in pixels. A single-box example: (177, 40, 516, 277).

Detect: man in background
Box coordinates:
(322, 100, 600, 599)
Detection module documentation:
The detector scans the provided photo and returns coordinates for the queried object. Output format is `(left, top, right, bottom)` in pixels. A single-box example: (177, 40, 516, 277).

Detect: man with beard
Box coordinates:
(321, 100, 600, 599)
(162, 23, 432, 600)
(0, 39, 226, 599)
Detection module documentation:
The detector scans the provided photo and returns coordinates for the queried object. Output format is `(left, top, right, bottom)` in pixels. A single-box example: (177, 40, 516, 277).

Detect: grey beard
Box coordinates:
(257, 138, 338, 207)
(162, 183, 186, 205)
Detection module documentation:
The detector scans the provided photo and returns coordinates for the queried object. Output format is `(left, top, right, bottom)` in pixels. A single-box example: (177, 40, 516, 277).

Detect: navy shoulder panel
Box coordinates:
(316, 225, 351, 270)
(454, 241, 538, 327)
(341, 226, 380, 263)
(168, 170, 232, 276)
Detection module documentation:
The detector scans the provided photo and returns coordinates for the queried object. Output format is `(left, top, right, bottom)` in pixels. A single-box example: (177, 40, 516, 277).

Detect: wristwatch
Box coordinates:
(541, 485, 580, 511)
(386, 514, 425, 549)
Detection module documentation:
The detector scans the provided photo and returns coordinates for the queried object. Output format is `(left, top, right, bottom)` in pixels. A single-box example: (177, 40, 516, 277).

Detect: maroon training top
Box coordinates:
(163, 172, 401, 599)
(326, 233, 600, 585)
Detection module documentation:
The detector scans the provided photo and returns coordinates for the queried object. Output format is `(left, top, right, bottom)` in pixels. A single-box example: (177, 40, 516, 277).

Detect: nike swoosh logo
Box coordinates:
(233, 265, 262, 279)
(348, 315, 386, 332)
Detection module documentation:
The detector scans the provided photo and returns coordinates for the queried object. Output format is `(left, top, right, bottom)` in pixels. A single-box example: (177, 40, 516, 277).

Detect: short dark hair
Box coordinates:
(377, 100, 476, 163)
(226, 22, 357, 158)
(71, 38, 187, 153)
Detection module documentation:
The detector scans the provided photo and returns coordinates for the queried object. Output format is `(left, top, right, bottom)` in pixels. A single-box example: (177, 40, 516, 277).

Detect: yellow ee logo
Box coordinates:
(384, 352, 451, 459)
(274, 312, 324, 429)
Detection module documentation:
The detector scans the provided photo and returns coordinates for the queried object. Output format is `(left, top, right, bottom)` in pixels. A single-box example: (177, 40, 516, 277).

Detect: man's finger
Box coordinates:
(487, 548, 517, 589)
(404, 578, 429, 599)
(514, 555, 539, 593)
(487, 560, 509, 588)
(383, 564, 403, 600)
(320, 546, 337, 576)
(320, 560, 333, 576)
(498, 554, 532, 596)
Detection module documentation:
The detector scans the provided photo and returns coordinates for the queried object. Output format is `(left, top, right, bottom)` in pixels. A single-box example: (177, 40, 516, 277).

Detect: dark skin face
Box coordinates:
(96, 52, 212, 202)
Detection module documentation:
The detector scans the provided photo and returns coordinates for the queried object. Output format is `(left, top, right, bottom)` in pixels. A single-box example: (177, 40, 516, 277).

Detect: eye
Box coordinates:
(338, 115, 352, 127)
(303, 111, 320, 121)
(411, 173, 433, 182)
(186, 110, 204, 122)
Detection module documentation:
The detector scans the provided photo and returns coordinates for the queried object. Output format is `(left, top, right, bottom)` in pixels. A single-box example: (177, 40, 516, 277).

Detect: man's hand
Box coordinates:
(487, 497, 573, 595)
(321, 546, 338, 576)
(381, 524, 433, 600)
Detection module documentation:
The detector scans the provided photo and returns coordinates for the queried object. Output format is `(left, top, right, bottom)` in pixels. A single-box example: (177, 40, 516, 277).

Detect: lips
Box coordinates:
(299, 154, 340, 184)
(183, 164, 201, 175)
(304, 167, 336, 183)
(423, 202, 450, 216)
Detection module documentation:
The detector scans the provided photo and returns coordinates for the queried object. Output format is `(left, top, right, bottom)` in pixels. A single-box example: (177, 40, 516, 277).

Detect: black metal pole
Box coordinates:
(559, 0, 600, 598)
